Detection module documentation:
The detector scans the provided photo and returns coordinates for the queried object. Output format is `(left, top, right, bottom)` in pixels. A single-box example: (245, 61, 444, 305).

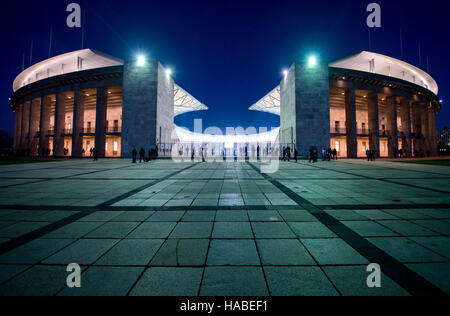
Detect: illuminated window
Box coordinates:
(113, 141, 118, 152)
(335, 141, 340, 152)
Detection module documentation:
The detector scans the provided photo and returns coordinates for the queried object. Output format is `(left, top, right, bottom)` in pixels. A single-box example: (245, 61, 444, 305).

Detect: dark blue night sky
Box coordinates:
(1, 0, 449, 136)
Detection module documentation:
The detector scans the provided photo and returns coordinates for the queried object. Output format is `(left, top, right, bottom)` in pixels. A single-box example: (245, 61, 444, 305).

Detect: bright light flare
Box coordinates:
(308, 56, 317, 67)
(137, 55, 146, 66)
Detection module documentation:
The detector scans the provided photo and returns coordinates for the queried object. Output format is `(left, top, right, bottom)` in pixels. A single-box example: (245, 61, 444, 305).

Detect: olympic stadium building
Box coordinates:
(9, 49, 441, 159)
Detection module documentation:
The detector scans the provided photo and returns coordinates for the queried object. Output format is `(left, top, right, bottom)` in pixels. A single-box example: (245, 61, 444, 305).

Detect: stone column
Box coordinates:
(367, 92, 380, 158)
(54, 93, 66, 157)
(24, 103, 30, 150)
(29, 98, 41, 156)
(39, 96, 51, 156)
(95, 87, 108, 158)
(428, 107, 437, 156)
(14, 105, 23, 150)
(72, 90, 85, 157)
(421, 103, 430, 155)
(399, 99, 412, 157)
(345, 89, 357, 158)
(21, 102, 31, 151)
(411, 102, 422, 156)
(386, 96, 398, 158)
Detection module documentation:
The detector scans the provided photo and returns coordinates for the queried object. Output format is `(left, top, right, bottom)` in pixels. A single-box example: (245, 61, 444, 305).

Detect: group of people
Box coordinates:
(365, 149, 377, 161)
(322, 148, 338, 161)
(308, 147, 338, 163)
(282, 146, 299, 163)
(132, 147, 159, 163)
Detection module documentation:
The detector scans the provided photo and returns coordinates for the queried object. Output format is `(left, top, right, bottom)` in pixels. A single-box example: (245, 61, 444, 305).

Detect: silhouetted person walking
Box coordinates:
(132, 149, 137, 163)
(139, 148, 145, 163)
(93, 148, 98, 161)
(333, 149, 338, 160)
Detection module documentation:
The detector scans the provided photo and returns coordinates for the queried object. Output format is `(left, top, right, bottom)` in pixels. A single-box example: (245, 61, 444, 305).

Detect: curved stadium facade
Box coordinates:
(9, 49, 441, 158)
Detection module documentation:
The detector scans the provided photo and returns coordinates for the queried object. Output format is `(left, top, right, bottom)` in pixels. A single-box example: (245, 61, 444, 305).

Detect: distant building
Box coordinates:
(438, 127, 450, 155)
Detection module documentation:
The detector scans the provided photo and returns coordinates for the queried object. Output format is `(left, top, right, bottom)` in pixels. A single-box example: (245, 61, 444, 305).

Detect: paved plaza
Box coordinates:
(0, 159, 449, 296)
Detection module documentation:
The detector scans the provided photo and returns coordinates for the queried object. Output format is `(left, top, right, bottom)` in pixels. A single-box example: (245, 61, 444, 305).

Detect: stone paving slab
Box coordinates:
(257, 239, 316, 266)
(200, 267, 268, 296)
(42, 239, 119, 265)
(0, 159, 448, 296)
(0, 265, 68, 296)
(0, 238, 75, 264)
(367, 237, 446, 263)
(150, 239, 209, 266)
(60, 266, 144, 296)
(95, 239, 164, 266)
(130, 267, 203, 296)
(128, 222, 176, 239)
(264, 267, 339, 296)
(301, 239, 370, 265)
(322, 266, 409, 296)
(207, 239, 260, 266)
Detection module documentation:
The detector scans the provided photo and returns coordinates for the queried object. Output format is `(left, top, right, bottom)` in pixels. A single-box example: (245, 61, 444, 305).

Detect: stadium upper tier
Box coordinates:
(12, 49, 207, 117)
(250, 51, 439, 115)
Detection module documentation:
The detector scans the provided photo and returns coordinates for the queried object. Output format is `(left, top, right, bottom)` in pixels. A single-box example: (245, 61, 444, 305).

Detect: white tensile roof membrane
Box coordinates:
(249, 86, 281, 116)
(329, 51, 438, 95)
(13, 49, 123, 92)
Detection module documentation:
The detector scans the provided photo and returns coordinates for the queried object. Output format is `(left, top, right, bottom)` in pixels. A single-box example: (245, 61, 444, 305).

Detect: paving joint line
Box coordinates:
(247, 162, 447, 296)
(0, 163, 199, 257)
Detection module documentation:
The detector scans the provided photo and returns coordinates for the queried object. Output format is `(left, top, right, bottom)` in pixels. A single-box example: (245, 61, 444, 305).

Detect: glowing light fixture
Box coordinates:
(283, 69, 289, 78)
(137, 55, 146, 66)
(308, 56, 317, 67)
(166, 68, 172, 77)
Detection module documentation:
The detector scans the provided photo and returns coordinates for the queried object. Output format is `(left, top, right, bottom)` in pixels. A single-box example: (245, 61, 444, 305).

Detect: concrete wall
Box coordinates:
(281, 61, 330, 157)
